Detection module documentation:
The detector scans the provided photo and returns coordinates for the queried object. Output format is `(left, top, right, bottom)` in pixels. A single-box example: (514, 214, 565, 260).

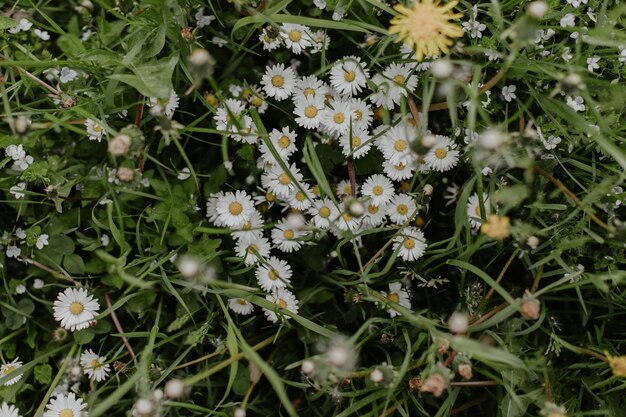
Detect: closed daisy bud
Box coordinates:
(234, 407, 247, 417)
(189, 48, 211, 67)
(527, 1, 549, 19)
(370, 368, 384, 383)
(408, 376, 422, 392)
(421, 134, 436, 148)
(423, 184, 434, 196)
(165, 379, 186, 398)
(521, 291, 541, 320)
(108, 134, 131, 156)
(478, 129, 506, 150)
(605, 352, 626, 378)
(301, 359, 316, 374)
(116, 166, 135, 182)
(134, 398, 153, 416)
(448, 311, 469, 334)
(346, 199, 365, 217)
(561, 73, 584, 94)
(15, 116, 31, 135)
(526, 235, 540, 249)
(53, 327, 68, 342)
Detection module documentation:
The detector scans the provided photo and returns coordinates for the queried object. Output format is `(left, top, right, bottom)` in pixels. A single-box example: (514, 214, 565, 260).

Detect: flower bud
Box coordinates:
(108, 134, 131, 156)
(458, 363, 473, 380)
(15, 116, 31, 134)
(521, 292, 541, 320)
(431, 60, 454, 79)
(448, 311, 469, 334)
(116, 166, 135, 182)
(164, 379, 186, 398)
(527, 1, 548, 19)
(423, 184, 434, 196)
(420, 373, 447, 397)
(190, 49, 211, 67)
(301, 359, 316, 374)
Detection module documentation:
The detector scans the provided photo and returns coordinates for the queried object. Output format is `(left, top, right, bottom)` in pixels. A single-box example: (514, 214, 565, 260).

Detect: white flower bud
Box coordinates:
(116, 166, 135, 182)
(285, 212, 306, 230)
(479, 129, 505, 150)
(190, 49, 211, 67)
(431, 60, 454, 79)
(448, 311, 469, 334)
(526, 236, 539, 249)
(301, 360, 315, 374)
(423, 184, 434, 196)
(370, 368, 384, 383)
(234, 407, 247, 417)
(15, 116, 31, 134)
(108, 134, 131, 156)
(178, 255, 201, 278)
(165, 379, 186, 398)
(421, 134, 436, 148)
(527, 1, 548, 19)
(134, 398, 153, 415)
(347, 199, 365, 217)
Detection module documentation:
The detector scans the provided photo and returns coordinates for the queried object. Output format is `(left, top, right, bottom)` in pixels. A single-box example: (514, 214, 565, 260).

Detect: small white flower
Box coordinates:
(149, 90, 179, 119)
(281, 24, 312, 54)
(101, 234, 110, 246)
(393, 227, 427, 261)
(228, 298, 254, 315)
(361, 174, 395, 207)
(560, 13, 575, 27)
(43, 393, 87, 417)
(424, 135, 460, 172)
(259, 28, 281, 51)
(566, 0, 588, 7)
(33, 279, 44, 289)
(462, 6, 486, 39)
(314, 0, 327, 9)
(215, 191, 255, 228)
(271, 220, 306, 253)
(177, 167, 191, 180)
(6, 245, 20, 258)
(308, 198, 339, 229)
(85, 119, 106, 142)
(386, 194, 417, 224)
(501, 85, 517, 102)
(566, 95, 585, 112)
(9, 182, 26, 199)
(586, 56, 600, 72)
(15, 228, 26, 240)
(80, 349, 110, 382)
(329, 56, 369, 97)
(377, 123, 418, 166)
(264, 288, 299, 323)
(195, 8, 215, 28)
(34, 28, 50, 40)
(294, 95, 324, 129)
(6, 144, 26, 160)
(261, 64, 297, 101)
(8, 18, 32, 34)
(59, 67, 79, 83)
(339, 125, 372, 159)
(309, 30, 330, 54)
(256, 256, 293, 292)
(234, 235, 271, 266)
(542, 135, 562, 150)
(211, 36, 227, 47)
(53, 288, 100, 332)
(15, 284, 26, 295)
(380, 282, 411, 318)
(466, 193, 491, 229)
(0, 358, 23, 386)
(561, 47, 573, 62)
(36, 234, 49, 249)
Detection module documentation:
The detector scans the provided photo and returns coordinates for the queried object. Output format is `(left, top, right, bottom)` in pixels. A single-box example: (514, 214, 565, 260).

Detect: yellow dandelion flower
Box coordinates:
(480, 214, 510, 240)
(605, 352, 626, 377)
(388, 0, 464, 61)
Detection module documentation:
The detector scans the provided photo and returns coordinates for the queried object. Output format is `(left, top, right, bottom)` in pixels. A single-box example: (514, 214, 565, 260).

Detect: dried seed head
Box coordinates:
(109, 134, 132, 156)
(116, 166, 135, 182)
(420, 373, 447, 397)
(408, 376, 422, 392)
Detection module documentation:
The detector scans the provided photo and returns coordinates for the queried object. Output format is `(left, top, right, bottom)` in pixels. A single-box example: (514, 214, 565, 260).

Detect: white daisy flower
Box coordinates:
(177, 167, 191, 180)
(294, 95, 325, 129)
(53, 288, 100, 332)
(260, 28, 281, 51)
(214, 98, 247, 135)
(362, 202, 387, 227)
(320, 100, 353, 136)
(286, 182, 315, 211)
(256, 256, 293, 292)
(393, 227, 427, 261)
(231, 115, 259, 144)
(336, 179, 358, 200)
(215, 191, 255, 228)
(271, 220, 306, 253)
(339, 125, 372, 159)
(0, 402, 21, 417)
(234, 235, 271, 265)
(424, 135, 460, 172)
(149, 90, 179, 119)
(1, 358, 23, 386)
(261, 64, 297, 101)
(380, 282, 411, 318)
(228, 298, 254, 315)
(206, 191, 226, 226)
(329, 56, 369, 97)
(349, 98, 374, 129)
(281, 23, 312, 54)
(386, 194, 417, 224)
(43, 393, 87, 417)
(361, 175, 395, 207)
(231, 209, 264, 241)
(264, 288, 299, 323)
(466, 192, 491, 229)
(85, 119, 106, 142)
(309, 30, 330, 54)
(266, 163, 303, 198)
(292, 75, 325, 104)
(332, 211, 361, 233)
(260, 127, 297, 160)
(377, 123, 418, 166)
(542, 135, 562, 150)
(372, 64, 418, 110)
(80, 349, 110, 382)
(308, 198, 339, 229)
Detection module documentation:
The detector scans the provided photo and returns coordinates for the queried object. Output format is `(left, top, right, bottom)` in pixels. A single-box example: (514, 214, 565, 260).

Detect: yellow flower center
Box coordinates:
(354, 110, 363, 120)
(271, 75, 284, 88)
(268, 269, 278, 281)
(475, 205, 482, 216)
(394, 140, 408, 152)
(435, 148, 447, 159)
(403, 238, 415, 249)
(288, 30, 301, 42)
(388, 292, 400, 303)
(351, 136, 362, 147)
(246, 244, 258, 254)
(368, 205, 379, 214)
(242, 221, 252, 231)
(250, 96, 263, 107)
(295, 191, 306, 201)
(278, 135, 291, 149)
(397, 204, 408, 215)
(278, 173, 291, 185)
(319, 207, 331, 218)
(265, 192, 275, 202)
(229, 202, 243, 215)
(395, 163, 406, 171)
(312, 185, 321, 196)
(3, 366, 15, 375)
(277, 299, 287, 309)
(303, 87, 315, 97)
(344, 70, 356, 82)
(372, 185, 384, 196)
(333, 113, 345, 124)
(90, 359, 102, 369)
(93, 124, 103, 133)
(342, 212, 352, 221)
(283, 229, 295, 239)
(59, 410, 74, 417)
(236, 299, 247, 305)
(69, 302, 84, 315)
(304, 106, 318, 118)
(394, 74, 406, 85)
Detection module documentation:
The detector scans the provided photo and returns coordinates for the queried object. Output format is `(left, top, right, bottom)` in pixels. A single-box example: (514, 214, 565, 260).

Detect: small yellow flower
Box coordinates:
(605, 352, 626, 377)
(480, 214, 510, 240)
(388, 0, 464, 61)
